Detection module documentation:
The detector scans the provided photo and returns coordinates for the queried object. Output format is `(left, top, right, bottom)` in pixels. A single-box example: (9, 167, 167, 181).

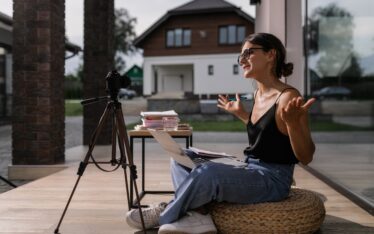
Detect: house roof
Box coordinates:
(0, 11, 82, 55)
(134, 0, 254, 46)
(171, 0, 238, 12)
(125, 65, 143, 79)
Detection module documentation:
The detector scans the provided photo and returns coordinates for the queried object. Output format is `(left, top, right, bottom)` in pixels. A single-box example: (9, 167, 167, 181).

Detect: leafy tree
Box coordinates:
(340, 54, 362, 83)
(114, 8, 138, 73)
(66, 8, 137, 80)
(308, 3, 355, 77)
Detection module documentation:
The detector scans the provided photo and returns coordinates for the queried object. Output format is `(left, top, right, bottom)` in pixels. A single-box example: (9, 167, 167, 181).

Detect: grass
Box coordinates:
(66, 100, 373, 131)
(183, 119, 374, 132)
(125, 119, 373, 132)
(65, 100, 82, 116)
(309, 120, 374, 132)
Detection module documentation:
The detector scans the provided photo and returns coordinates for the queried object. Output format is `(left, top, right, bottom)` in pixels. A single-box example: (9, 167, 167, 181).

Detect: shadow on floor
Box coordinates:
(317, 215, 374, 233)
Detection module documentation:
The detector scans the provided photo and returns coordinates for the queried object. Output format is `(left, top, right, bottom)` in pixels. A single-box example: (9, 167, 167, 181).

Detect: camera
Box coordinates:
(106, 70, 131, 100)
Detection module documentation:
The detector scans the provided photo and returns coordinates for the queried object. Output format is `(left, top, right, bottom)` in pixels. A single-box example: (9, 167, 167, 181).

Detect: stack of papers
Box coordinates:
(141, 110, 178, 120)
(140, 110, 179, 128)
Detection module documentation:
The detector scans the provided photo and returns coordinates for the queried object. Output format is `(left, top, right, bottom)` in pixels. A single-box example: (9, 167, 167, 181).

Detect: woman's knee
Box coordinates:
(193, 162, 220, 179)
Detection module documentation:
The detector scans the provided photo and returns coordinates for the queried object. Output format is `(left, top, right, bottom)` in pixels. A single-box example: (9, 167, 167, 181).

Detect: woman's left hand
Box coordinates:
(280, 97, 315, 127)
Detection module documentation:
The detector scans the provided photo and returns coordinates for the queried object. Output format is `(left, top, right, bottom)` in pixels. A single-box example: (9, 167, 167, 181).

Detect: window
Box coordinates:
(233, 64, 239, 75)
(219, 25, 246, 45)
(219, 27, 228, 44)
(183, 30, 191, 46)
(208, 65, 214, 75)
(304, 0, 374, 214)
(166, 28, 191, 47)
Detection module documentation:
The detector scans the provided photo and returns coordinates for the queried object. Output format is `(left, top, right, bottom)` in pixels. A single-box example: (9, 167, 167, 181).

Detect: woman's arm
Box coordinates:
(217, 93, 249, 124)
(279, 93, 316, 165)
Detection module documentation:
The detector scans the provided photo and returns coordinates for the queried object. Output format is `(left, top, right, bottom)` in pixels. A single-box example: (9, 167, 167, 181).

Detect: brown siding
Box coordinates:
(140, 12, 254, 57)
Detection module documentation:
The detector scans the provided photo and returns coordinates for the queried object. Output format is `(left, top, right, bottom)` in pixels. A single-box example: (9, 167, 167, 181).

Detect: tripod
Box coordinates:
(0, 175, 17, 188)
(54, 98, 146, 233)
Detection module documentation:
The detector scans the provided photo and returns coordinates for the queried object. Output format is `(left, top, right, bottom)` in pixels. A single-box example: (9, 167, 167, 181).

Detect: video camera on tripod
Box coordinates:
(106, 70, 131, 100)
(54, 70, 146, 233)
(81, 70, 131, 105)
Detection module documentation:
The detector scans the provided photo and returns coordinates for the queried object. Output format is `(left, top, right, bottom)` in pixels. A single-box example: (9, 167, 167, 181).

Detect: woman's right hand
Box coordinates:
(217, 93, 244, 115)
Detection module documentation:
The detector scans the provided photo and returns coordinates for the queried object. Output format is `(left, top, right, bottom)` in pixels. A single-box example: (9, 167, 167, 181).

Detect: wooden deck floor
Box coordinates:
(0, 144, 373, 234)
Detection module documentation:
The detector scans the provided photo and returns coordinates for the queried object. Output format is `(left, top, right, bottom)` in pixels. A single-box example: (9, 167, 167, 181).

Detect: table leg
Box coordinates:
(142, 137, 145, 192)
(129, 137, 134, 208)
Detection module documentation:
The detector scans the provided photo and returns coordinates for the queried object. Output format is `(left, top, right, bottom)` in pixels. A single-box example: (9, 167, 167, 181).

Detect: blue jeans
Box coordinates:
(159, 157, 294, 225)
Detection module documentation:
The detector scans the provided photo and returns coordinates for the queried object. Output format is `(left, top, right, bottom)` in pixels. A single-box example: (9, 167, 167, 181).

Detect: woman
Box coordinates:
(126, 33, 316, 234)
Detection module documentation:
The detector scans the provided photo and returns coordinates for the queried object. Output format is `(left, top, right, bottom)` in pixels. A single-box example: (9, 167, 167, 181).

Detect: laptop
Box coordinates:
(149, 129, 247, 169)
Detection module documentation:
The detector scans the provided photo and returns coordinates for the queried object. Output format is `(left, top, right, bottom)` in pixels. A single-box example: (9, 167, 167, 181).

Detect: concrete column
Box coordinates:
(83, 0, 114, 145)
(285, 0, 304, 95)
(12, 0, 65, 165)
(254, 0, 304, 94)
(255, 0, 286, 42)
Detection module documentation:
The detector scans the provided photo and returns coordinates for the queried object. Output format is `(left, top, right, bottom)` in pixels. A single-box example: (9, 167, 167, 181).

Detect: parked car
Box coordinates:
(118, 88, 137, 100)
(312, 86, 351, 100)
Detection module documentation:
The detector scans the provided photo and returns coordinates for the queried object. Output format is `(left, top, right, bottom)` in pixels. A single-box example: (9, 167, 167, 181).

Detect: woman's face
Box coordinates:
(238, 42, 271, 79)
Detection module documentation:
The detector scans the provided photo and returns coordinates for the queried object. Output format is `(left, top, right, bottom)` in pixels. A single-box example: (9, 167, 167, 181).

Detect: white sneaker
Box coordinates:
(126, 202, 167, 229)
(158, 211, 217, 234)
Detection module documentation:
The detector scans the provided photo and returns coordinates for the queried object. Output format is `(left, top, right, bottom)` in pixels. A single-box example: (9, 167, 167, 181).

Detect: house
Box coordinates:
(124, 65, 143, 95)
(0, 11, 81, 120)
(134, 0, 255, 98)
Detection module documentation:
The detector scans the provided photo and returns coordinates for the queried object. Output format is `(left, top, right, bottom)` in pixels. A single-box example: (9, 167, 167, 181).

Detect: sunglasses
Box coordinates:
(237, 48, 264, 64)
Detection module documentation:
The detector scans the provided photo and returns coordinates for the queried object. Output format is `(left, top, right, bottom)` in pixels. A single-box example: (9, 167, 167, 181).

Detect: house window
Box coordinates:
(219, 27, 228, 44)
(218, 25, 246, 45)
(208, 65, 214, 75)
(233, 64, 239, 75)
(166, 28, 191, 47)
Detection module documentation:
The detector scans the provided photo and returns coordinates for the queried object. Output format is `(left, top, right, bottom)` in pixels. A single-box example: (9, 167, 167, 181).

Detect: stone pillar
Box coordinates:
(83, 0, 114, 145)
(12, 0, 65, 165)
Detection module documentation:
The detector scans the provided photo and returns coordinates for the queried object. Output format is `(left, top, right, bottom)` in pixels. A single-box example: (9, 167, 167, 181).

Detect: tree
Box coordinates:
(114, 8, 138, 73)
(308, 3, 355, 78)
(340, 54, 362, 84)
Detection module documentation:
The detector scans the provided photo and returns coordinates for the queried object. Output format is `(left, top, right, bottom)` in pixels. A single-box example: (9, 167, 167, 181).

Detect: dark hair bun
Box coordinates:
(282, 62, 293, 77)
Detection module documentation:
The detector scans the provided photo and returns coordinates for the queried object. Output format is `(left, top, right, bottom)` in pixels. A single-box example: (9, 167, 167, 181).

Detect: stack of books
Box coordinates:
(140, 110, 180, 129)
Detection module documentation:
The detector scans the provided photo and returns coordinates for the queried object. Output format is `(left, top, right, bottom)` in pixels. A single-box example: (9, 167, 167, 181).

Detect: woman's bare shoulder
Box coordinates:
(277, 87, 301, 106)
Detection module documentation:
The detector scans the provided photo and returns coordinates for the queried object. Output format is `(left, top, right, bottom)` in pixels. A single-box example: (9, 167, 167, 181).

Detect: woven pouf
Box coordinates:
(209, 188, 325, 234)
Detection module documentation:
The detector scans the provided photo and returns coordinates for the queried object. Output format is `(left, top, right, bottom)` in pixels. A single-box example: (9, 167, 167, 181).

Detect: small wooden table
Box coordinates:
(128, 127, 193, 208)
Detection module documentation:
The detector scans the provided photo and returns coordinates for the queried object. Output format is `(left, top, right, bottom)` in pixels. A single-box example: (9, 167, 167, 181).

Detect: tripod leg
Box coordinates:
(54, 104, 113, 234)
(114, 116, 131, 209)
(114, 104, 147, 232)
(0, 175, 17, 188)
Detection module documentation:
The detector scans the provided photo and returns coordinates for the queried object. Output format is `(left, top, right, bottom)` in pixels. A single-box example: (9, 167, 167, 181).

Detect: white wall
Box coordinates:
(157, 65, 193, 92)
(143, 54, 256, 96)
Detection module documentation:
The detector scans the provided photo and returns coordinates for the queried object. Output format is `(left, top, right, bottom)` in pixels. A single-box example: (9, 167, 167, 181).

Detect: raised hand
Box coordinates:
(280, 97, 315, 127)
(217, 93, 244, 115)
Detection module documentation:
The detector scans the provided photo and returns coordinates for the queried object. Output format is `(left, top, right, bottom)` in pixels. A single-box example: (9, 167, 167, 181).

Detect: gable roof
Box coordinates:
(171, 0, 238, 13)
(134, 0, 254, 46)
(0, 11, 82, 54)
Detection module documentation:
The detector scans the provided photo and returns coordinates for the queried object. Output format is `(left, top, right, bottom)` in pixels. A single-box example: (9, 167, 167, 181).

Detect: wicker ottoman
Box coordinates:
(209, 188, 325, 234)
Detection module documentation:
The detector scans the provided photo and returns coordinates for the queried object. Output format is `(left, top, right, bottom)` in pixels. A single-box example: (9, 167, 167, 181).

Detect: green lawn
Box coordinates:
(65, 100, 82, 116)
(186, 119, 374, 132)
(66, 100, 373, 131)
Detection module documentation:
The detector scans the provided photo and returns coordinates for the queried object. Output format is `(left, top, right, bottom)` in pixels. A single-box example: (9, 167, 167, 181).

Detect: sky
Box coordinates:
(1, 0, 256, 74)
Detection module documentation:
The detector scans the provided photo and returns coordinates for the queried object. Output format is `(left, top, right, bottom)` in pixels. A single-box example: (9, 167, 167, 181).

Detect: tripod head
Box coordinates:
(81, 70, 131, 105)
(106, 70, 131, 101)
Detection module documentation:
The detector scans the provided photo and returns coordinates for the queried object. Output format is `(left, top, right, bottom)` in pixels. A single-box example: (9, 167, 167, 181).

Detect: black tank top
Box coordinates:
(243, 88, 299, 164)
